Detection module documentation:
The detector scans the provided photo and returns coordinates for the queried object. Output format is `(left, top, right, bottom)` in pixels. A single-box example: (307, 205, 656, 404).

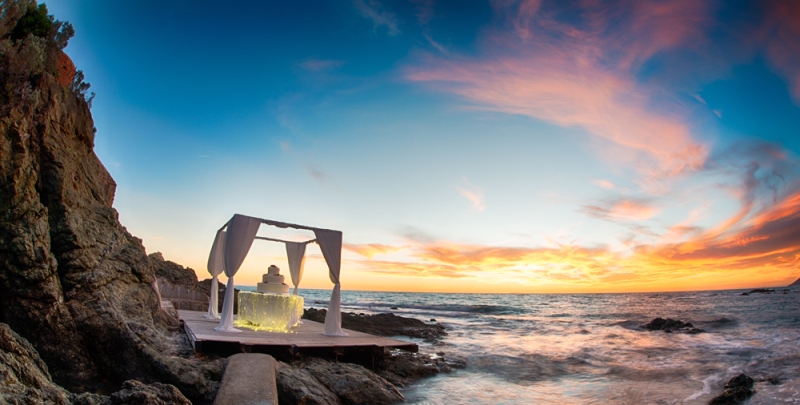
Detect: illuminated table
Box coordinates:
(235, 291, 304, 332)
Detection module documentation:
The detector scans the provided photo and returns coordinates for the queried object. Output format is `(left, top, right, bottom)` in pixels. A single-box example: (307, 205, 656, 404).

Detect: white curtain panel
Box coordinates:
(216, 214, 262, 332)
(285, 242, 307, 295)
(204, 230, 226, 319)
(314, 229, 347, 336)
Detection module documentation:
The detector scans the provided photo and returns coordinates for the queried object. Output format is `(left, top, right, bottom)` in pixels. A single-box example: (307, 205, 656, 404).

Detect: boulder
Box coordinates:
(213, 353, 278, 405)
(0, 323, 71, 405)
(0, 36, 220, 401)
(106, 380, 192, 405)
(643, 318, 704, 334)
(304, 358, 404, 405)
(708, 373, 755, 405)
(376, 350, 460, 387)
(303, 308, 446, 339)
(276, 364, 340, 405)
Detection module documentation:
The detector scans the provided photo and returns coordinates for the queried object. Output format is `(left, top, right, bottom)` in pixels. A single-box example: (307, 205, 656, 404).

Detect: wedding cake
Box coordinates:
(257, 265, 289, 294)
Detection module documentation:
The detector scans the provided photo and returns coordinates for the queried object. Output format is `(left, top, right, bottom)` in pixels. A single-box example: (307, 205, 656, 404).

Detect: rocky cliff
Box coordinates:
(790, 277, 800, 287)
(0, 9, 221, 401)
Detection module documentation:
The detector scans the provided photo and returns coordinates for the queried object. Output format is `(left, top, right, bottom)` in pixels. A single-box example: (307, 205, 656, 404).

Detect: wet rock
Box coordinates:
(107, 380, 192, 405)
(304, 358, 404, 405)
(0, 38, 220, 401)
(376, 350, 462, 387)
(708, 373, 755, 405)
(643, 318, 704, 334)
(276, 363, 340, 405)
(0, 323, 71, 404)
(740, 292, 749, 296)
(277, 358, 404, 405)
(748, 288, 775, 294)
(303, 308, 447, 339)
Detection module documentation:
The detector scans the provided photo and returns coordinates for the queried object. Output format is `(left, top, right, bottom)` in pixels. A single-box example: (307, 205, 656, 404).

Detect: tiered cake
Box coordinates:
(257, 265, 289, 294)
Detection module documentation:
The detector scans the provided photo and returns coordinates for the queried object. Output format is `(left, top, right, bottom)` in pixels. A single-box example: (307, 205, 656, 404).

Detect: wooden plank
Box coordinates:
(178, 310, 417, 352)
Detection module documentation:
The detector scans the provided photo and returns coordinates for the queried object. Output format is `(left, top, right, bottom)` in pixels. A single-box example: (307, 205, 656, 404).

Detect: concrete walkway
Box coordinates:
(213, 353, 278, 405)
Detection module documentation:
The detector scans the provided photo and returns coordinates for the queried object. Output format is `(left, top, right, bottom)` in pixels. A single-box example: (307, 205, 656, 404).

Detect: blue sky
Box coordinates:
(46, 0, 800, 292)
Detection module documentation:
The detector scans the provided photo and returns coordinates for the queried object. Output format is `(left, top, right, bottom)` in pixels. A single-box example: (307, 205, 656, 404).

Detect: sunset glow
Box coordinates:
(50, 0, 800, 293)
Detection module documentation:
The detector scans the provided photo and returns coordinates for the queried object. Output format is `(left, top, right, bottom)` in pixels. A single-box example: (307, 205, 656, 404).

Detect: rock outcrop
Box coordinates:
(1, 322, 195, 405)
(790, 278, 800, 287)
(0, 22, 221, 402)
(643, 318, 704, 334)
(0, 322, 72, 404)
(709, 373, 755, 405)
(277, 358, 404, 405)
(149, 252, 200, 290)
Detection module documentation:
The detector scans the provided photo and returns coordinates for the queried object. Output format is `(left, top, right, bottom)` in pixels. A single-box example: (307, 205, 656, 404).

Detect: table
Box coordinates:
(235, 291, 304, 332)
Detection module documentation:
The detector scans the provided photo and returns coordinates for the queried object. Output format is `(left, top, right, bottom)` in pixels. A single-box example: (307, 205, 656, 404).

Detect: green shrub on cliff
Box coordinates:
(0, 0, 93, 108)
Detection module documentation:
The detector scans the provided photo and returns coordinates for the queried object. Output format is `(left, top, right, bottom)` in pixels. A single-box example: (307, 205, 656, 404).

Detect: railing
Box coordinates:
(156, 278, 209, 311)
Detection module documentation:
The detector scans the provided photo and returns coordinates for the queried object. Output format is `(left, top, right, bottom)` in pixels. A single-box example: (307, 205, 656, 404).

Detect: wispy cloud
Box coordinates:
(455, 177, 486, 212)
(762, 1, 800, 101)
(352, 0, 400, 35)
(406, 0, 711, 179)
(594, 179, 616, 190)
(349, 187, 800, 290)
(410, 0, 435, 25)
(298, 59, 345, 72)
(344, 243, 404, 258)
(306, 165, 328, 183)
(581, 199, 661, 222)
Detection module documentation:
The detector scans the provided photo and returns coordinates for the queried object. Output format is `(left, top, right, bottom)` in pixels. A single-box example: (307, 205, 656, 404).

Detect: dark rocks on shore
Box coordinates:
(643, 318, 704, 334)
(277, 358, 404, 405)
(708, 373, 755, 405)
(0, 323, 72, 404)
(376, 350, 465, 387)
(303, 308, 447, 340)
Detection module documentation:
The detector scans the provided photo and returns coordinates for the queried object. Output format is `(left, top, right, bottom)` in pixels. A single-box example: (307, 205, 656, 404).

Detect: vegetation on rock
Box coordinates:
(0, 0, 93, 109)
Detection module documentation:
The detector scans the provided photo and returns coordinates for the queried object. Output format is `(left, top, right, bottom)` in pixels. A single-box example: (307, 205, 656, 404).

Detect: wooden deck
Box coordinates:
(179, 310, 417, 358)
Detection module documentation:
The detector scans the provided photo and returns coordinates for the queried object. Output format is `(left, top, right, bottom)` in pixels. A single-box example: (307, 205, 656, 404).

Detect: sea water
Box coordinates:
(242, 287, 800, 404)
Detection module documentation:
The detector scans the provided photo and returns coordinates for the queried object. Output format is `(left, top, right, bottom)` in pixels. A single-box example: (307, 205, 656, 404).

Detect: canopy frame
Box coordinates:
(207, 214, 347, 336)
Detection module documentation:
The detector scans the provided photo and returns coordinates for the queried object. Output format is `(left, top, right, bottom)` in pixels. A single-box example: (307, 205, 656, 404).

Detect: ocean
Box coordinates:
(242, 287, 800, 404)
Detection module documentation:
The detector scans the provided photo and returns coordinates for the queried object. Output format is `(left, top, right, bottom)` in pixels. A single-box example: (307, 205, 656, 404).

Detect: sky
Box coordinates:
(46, 0, 800, 293)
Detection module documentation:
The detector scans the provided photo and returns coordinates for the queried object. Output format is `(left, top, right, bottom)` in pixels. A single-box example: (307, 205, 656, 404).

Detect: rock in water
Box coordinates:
(0, 49, 218, 400)
(0, 323, 71, 404)
(304, 308, 447, 339)
(643, 318, 704, 334)
(708, 373, 755, 405)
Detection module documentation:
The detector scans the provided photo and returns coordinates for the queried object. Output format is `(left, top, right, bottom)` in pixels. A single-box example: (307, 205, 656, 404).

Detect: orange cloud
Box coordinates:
(346, 189, 800, 293)
(582, 199, 660, 222)
(406, 0, 710, 178)
(344, 243, 403, 258)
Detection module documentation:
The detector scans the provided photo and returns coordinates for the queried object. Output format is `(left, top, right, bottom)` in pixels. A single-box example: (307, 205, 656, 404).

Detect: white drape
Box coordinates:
(314, 229, 347, 336)
(204, 230, 226, 319)
(216, 214, 262, 332)
(285, 242, 307, 296)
